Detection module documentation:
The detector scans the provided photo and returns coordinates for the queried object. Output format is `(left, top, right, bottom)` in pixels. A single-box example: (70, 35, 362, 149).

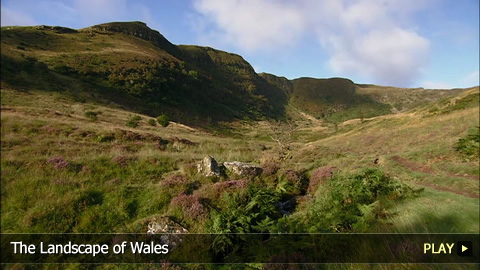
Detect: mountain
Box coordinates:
(0, 21, 472, 127)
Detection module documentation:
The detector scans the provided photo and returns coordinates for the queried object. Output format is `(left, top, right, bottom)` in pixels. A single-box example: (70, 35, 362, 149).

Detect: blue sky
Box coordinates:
(1, 0, 478, 88)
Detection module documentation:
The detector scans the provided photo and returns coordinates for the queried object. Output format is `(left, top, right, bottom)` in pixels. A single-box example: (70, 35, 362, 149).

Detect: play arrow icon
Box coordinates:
(457, 241, 472, 256)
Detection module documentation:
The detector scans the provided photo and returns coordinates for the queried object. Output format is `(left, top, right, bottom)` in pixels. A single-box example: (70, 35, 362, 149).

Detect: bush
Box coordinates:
(308, 166, 337, 194)
(304, 168, 418, 232)
(196, 180, 248, 201)
(208, 185, 280, 234)
(455, 126, 479, 159)
(261, 160, 279, 176)
(126, 115, 141, 128)
(161, 175, 189, 187)
(95, 133, 115, 143)
(148, 119, 156, 126)
(84, 111, 98, 121)
(276, 169, 306, 195)
(169, 192, 207, 219)
(112, 155, 136, 168)
(47, 156, 70, 170)
(157, 114, 169, 127)
(207, 185, 281, 255)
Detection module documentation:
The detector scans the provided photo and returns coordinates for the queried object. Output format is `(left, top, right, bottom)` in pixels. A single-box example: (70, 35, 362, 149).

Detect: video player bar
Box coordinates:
(1, 233, 478, 264)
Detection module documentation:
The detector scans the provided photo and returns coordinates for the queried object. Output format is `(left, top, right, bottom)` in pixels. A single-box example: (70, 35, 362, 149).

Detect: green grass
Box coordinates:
(375, 188, 479, 233)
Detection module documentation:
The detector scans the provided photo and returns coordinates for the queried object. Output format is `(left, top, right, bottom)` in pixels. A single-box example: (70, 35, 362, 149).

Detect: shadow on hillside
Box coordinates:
(1, 55, 288, 130)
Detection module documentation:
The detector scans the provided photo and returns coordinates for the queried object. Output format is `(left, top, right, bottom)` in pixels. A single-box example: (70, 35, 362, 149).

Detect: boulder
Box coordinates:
(197, 155, 222, 177)
(146, 216, 188, 249)
(147, 216, 188, 234)
(223, 161, 263, 177)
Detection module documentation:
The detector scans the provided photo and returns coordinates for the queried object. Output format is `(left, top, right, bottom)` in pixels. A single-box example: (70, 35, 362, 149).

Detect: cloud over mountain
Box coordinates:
(193, 0, 431, 87)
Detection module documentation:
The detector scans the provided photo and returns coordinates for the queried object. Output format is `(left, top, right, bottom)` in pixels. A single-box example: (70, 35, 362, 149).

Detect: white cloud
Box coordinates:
(1, 7, 37, 26)
(193, 0, 305, 51)
(328, 28, 429, 86)
(192, 0, 431, 87)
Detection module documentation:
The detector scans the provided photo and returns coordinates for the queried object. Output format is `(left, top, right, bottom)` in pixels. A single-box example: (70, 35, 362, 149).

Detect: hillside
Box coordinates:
(0, 21, 468, 128)
(1, 22, 287, 128)
(1, 84, 478, 234)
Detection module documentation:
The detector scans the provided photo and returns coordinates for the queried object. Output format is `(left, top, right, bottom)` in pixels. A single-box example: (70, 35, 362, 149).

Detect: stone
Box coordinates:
(146, 217, 188, 249)
(147, 216, 188, 235)
(223, 161, 263, 177)
(197, 155, 222, 177)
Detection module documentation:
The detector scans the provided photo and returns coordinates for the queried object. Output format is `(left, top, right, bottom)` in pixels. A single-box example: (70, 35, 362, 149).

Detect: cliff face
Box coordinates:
(89, 21, 179, 56)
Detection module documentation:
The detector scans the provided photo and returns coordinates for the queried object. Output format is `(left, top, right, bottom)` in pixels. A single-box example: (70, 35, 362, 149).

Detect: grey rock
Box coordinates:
(147, 216, 188, 235)
(147, 216, 188, 249)
(197, 155, 222, 177)
(223, 161, 263, 177)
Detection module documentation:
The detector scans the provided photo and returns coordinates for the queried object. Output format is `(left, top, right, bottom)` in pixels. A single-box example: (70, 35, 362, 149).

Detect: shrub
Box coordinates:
(161, 175, 189, 187)
(95, 133, 115, 143)
(261, 160, 279, 176)
(112, 156, 136, 168)
(170, 192, 206, 219)
(84, 111, 98, 121)
(306, 168, 418, 232)
(207, 185, 281, 255)
(455, 126, 479, 159)
(157, 114, 170, 127)
(196, 180, 248, 201)
(308, 166, 337, 194)
(276, 169, 306, 195)
(208, 185, 280, 234)
(126, 115, 141, 128)
(47, 156, 70, 170)
(148, 119, 156, 126)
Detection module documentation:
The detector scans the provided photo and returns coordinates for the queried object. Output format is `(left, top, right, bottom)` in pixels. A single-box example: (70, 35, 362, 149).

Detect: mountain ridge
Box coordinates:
(1, 21, 474, 127)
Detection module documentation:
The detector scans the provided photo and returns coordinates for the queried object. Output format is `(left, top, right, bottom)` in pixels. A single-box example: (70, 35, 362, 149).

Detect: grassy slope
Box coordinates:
(1, 88, 280, 233)
(296, 87, 480, 233)
(357, 83, 468, 113)
(2, 22, 462, 129)
(0, 23, 287, 128)
(288, 78, 466, 123)
(2, 85, 478, 233)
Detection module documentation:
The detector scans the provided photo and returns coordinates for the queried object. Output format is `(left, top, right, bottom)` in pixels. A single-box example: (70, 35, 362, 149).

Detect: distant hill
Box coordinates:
(0, 21, 472, 126)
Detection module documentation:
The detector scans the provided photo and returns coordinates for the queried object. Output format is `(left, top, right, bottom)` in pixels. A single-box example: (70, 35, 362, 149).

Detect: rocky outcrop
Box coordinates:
(36, 25, 78, 33)
(197, 155, 222, 177)
(147, 216, 188, 234)
(223, 161, 263, 177)
(197, 156, 262, 177)
(146, 217, 188, 249)
(90, 21, 179, 56)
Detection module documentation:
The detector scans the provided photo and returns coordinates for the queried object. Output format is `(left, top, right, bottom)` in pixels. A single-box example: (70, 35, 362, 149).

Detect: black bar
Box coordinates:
(1, 233, 479, 264)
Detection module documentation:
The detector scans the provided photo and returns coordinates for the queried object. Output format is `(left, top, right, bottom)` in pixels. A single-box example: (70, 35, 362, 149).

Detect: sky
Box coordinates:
(1, 0, 479, 88)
